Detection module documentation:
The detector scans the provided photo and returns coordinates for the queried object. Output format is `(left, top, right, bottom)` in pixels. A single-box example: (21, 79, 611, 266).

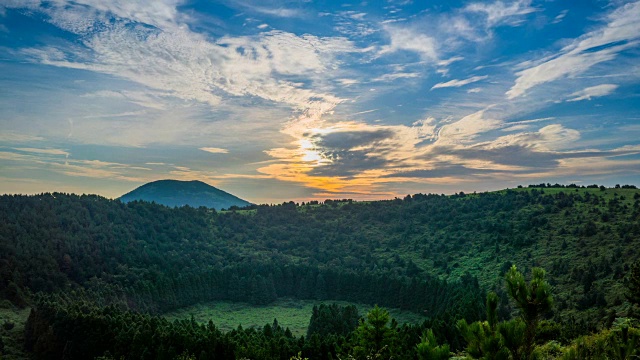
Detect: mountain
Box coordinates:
(119, 179, 252, 210)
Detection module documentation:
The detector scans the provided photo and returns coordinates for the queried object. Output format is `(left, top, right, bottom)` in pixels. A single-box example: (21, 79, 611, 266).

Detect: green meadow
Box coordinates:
(163, 298, 426, 337)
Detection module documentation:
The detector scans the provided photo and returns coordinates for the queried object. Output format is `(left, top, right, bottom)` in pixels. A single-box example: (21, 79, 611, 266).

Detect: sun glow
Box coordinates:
(298, 138, 328, 164)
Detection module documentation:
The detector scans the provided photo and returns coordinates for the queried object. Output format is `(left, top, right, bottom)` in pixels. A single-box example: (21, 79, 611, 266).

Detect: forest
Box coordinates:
(0, 184, 639, 359)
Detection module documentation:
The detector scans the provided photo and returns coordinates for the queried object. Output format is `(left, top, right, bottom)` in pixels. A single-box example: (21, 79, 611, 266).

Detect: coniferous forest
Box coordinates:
(1, 185, 640, 359)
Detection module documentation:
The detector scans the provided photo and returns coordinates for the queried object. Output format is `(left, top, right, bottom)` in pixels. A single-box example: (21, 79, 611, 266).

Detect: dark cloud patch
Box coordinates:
(305, 128, 397, 177)
(312, 129, 395, 150)
(425, 145, 637, 170)
(386, 146, 640, 179)
(429, 145, 561, 169)
(309, 149, 389, 177)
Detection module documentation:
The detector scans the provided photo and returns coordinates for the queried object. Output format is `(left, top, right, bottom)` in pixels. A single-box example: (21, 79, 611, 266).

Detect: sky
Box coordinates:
(1, 0, 639, 204)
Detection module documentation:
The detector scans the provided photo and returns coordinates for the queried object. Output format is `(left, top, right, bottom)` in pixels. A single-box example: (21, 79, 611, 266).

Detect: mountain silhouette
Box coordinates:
(119, 179, 251, 210)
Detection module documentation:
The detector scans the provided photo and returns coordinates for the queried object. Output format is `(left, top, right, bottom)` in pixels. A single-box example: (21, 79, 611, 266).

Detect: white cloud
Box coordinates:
(0, 132, 44, 142)
(0, 149, 148, 182)
(431, 75, 488, 90)
(349, 12, 367, 20)
(435, 109, 503, 145)
(73, 0, 186, 29)
(567, 84, 618, 101)
(257, 23, 269, 29)
(14, 147, 69, 156)
(200, 147, 229, 154)
(246, 6, 301, 18)
(215, 0, 304, 18)
(81, 90, 166, 110)
(437, 56, 464, 67)
(14, 0, 359, 121)
(488, 124, 580, 150)
(3, 0, 187, 33)
(465, 0, 537, 27)
(507, 1, 640, 99)
(337, 78, 359, 86)
(552, 9, 569, 24)
(467, 87, 482, 93)
(372, 72, 420, 82)
(379, 25, 438, 61)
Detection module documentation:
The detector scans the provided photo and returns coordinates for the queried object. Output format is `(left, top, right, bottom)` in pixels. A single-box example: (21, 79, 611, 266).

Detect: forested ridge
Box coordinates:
(1, 184, 640, 359)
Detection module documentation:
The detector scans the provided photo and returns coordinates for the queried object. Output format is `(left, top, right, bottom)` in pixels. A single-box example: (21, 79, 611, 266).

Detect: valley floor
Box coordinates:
(162, 298, 425, 337)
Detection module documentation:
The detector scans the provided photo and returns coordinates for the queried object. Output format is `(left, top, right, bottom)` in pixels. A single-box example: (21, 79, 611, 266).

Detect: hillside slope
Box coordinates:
(1, 185, 639, 329)
(119, 179, 251, 210)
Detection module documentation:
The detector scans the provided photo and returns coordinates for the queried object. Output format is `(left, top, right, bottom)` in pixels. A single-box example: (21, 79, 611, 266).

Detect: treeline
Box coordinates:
(524, 183, 638, 189)
(124, 264, 484, 318)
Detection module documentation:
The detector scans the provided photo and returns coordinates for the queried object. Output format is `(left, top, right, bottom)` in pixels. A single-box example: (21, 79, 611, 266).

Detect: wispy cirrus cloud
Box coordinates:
(0, 132, 44, 143)
(431, 75, 488, 90)
(0, 149, 148, 182)
(199, 147, 229, 154)
(372, 72, 420, 82)
(464, 0, 537, 28)
(507, 1, 640, 99)
(567, 84, 618, 102)
(552, 9, 569, 24)
(8, 0, 358, 116)
(14, 147, 69, 156)
(225, 0, 304, 18)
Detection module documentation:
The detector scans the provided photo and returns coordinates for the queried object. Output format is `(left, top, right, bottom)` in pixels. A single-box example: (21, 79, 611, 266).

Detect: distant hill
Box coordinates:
(119, 179, 252, 210)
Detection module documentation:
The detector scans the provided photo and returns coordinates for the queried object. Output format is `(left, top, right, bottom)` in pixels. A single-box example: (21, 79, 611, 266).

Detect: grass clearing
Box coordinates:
(163, 298, 426, 337)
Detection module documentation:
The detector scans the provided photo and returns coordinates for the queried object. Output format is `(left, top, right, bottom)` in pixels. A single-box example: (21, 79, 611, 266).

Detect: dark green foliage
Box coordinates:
(626, 260, 640, 309)
(458, 267, 554, 360)
(560, 319, 640, 360)
(505, 265, 553, 359)
(416, 329, 450, 360)
(498, 319, 526, 360)
(457, 292, 511, 360)
(24, 295, 317, 360)
(307, 303, 359, 337)
(352, 305, 398, 359)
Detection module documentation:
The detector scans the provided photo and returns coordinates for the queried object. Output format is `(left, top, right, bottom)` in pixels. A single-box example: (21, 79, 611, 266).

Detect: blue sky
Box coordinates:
(1, 0, 639, 203)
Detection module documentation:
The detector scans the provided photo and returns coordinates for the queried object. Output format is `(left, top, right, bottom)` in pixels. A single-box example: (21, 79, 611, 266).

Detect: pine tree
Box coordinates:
(416, 329, 450, 360)
(505, 265, 553, 360)
(625, 260, 640, 311)
(352, 305, 397, 359)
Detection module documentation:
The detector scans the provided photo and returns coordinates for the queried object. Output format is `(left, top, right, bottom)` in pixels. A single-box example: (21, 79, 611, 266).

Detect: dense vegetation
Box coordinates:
(18, 265, 640, 359)
(1, 184, 640, 358)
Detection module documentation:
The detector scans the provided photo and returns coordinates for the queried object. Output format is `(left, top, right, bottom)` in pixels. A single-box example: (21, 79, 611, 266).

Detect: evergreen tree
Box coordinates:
(457, 292, 509, 360)
(416, 329, 450, 360)
(625, 260, 640, 311)
(505, 265, 553, 360)
(352, 305, 397, 359)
